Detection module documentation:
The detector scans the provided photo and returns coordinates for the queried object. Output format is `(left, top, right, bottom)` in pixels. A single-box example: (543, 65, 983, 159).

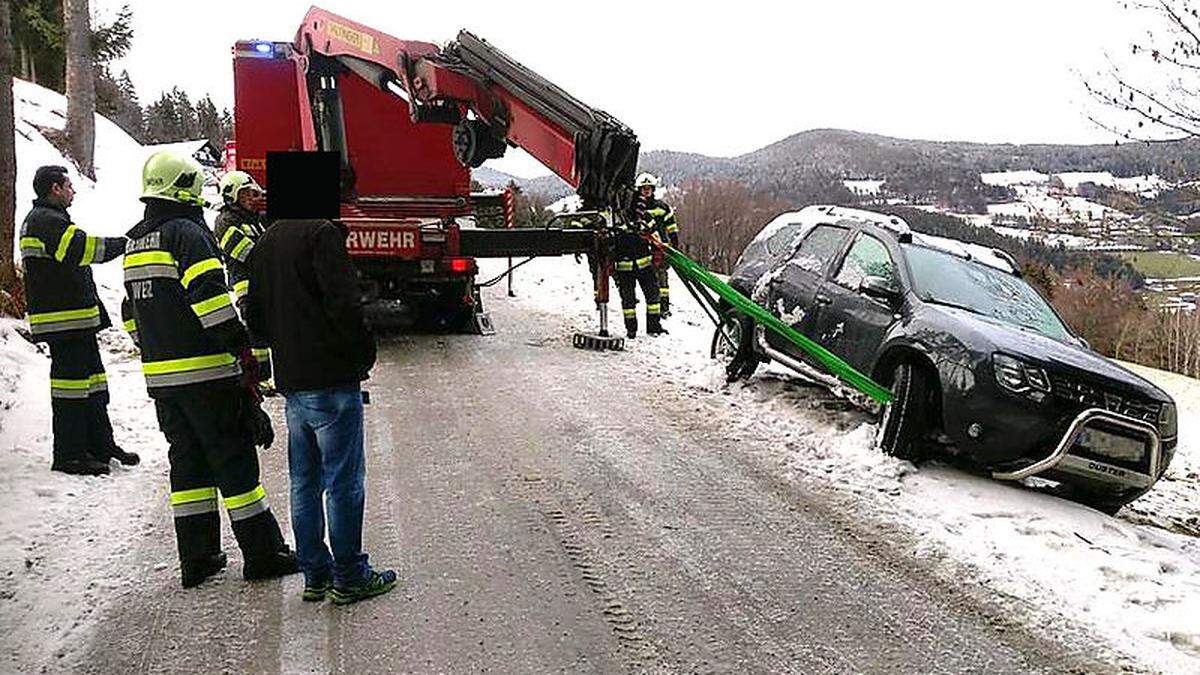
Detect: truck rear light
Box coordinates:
(446, 258, 472, 274)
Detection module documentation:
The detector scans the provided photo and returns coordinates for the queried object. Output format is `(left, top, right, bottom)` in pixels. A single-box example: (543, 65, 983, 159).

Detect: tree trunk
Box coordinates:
(63, 0, 95, 179)
(1, 0, 16, 265)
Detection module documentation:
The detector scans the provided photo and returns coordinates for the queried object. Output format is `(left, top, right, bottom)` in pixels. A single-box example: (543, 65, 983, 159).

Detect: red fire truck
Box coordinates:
(231, 7, 639, 330)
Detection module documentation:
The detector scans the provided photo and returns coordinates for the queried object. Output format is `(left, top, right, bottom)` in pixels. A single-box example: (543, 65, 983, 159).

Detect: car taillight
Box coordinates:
(447, 258, 471, 274)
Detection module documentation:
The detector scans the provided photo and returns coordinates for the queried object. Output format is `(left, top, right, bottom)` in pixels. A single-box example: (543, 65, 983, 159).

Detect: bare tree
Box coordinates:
(63, 0, 94, 179)
(1, 0, 15, 266)
(1085, 0, 1200, 141)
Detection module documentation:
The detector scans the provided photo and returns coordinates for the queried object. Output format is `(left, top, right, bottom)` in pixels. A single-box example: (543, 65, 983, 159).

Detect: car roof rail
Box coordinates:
(815, 205, 912, 242)
(990, 248, 1022, 276)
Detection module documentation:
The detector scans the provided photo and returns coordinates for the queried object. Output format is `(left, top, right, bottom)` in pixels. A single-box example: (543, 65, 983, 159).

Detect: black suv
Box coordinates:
(716, 206, 1177, 512)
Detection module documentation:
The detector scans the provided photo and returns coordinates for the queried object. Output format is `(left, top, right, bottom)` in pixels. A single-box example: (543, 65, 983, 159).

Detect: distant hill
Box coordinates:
(472, 166, 573, 201)
(478, 128, 1200, 207)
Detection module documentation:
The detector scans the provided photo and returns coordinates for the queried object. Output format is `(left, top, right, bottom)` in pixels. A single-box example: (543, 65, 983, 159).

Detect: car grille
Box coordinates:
(1049, 375, 1160, 424)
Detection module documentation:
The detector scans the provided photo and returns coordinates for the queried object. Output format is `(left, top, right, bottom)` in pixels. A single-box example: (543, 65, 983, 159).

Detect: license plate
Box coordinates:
(1077, 428, 1145, 462)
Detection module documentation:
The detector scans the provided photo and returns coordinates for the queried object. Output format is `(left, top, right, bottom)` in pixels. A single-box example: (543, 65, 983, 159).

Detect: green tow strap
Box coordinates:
(662, 244, 894, 404)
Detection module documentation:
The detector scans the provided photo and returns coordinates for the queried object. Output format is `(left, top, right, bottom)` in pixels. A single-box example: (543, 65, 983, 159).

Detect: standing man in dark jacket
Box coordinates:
(122, 151, 297, 589)
(213, 171, 271, 385)
(636, 173, 680, 317)
(20, 165, 138, 475)
(245, 218, 397, 605)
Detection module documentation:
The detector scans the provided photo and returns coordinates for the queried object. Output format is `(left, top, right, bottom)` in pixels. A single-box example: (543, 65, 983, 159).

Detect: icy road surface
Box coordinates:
(68, 290, 1103, 674)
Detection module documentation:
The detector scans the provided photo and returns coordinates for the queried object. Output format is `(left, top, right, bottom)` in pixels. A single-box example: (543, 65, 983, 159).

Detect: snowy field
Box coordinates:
(487, 252, 1200, 673)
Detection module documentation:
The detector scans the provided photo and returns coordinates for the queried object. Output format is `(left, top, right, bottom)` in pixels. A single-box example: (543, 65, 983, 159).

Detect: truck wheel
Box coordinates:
(711, 311, 758, 382)
(875, 362, 931, 461)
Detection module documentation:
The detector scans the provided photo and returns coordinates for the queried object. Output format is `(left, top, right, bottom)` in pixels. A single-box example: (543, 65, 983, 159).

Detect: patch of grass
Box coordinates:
(1120, 252, 1200, 279)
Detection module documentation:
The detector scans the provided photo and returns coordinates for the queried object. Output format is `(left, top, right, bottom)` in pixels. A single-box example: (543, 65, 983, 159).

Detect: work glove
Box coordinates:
(250, 403, 274, 449)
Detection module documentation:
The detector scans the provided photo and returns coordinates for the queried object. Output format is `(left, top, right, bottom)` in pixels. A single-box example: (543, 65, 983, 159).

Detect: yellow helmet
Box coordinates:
(141, 151, 207, 206)
(218, 170, 262, 205)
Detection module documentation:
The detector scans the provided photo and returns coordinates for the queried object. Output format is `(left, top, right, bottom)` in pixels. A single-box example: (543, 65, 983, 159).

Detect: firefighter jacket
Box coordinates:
(20, 199, 126, 342)
(643, 197, 679, 247)
(213, 204, 265, 305)
(612, 217, 654, 271)
(121, 200, 249, 397)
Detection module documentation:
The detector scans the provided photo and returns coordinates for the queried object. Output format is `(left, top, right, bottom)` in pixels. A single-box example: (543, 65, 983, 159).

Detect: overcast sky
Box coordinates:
(108, 0, 1151, 178)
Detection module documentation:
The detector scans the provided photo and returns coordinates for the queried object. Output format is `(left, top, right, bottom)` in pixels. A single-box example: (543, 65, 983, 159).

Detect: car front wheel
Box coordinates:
(711, 311, 758, 382)
(875, 362, 932, 461)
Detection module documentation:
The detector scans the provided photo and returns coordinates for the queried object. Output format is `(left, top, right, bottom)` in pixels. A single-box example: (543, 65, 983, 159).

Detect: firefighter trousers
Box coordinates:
(614, 267, 661, 336)
(154, 384, 286, 567)
(655, 264, 671, 314)
(47, 334, 116, 463)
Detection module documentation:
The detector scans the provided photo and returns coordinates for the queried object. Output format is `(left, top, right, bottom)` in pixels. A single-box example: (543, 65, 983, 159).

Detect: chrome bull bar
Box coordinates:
(993, 408, 1161, 489)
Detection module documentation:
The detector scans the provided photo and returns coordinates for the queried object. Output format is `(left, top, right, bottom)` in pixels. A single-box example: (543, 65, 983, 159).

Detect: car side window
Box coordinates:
(766, 223, 804, 257)
(833, 233, 896, 291)
(789, 225, 849, 276)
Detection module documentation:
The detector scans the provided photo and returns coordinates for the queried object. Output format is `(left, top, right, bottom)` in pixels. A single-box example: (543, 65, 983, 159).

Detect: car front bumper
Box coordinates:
(991, 407, 1163, 491)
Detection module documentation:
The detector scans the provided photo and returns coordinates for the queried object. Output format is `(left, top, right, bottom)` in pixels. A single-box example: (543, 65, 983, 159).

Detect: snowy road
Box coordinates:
(68, 289, 1111, 674)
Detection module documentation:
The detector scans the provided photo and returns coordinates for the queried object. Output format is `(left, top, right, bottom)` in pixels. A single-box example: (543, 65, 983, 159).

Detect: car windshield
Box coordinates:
(903, 244, 1070, 340)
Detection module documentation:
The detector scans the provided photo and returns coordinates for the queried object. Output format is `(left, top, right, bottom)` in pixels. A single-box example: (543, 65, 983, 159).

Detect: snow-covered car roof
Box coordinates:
(754, 205, 1017, 275)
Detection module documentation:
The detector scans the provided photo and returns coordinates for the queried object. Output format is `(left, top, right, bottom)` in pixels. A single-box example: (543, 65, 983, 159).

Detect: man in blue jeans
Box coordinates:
(244, 217, 397, 605)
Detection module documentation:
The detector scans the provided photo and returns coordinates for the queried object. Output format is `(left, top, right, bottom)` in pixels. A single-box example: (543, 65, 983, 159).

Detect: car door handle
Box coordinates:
(815, 294, 832, 306)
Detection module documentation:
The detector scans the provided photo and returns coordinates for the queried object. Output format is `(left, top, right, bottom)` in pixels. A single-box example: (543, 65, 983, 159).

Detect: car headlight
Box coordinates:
(1158, 402, 1177, 440)
(992, 353, 1051, 397)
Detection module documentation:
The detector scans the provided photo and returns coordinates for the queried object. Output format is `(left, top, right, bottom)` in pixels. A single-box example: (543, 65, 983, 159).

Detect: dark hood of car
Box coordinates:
(927, 304, 1171, 403)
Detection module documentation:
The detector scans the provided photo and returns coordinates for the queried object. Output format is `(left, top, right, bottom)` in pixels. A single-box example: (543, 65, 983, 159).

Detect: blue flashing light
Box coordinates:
(254, 42, 272, 54)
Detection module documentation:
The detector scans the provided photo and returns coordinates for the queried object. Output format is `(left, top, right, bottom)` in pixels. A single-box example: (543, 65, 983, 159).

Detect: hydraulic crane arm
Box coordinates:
(295, 7, 640, 211)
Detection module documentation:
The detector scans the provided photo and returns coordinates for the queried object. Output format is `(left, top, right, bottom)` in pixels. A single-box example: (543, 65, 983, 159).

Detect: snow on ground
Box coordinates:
(843, 179, 884, 196)
(982, 170, 1050, 187)
(487, 252, 1200, 673)
(1, 79, 190, 669)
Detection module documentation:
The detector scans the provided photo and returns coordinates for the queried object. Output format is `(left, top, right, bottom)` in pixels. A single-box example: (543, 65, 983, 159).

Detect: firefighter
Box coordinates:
(121, 151, 297, 588)
(20, 165, 138, 476)
(214, 171, 271, 386)
(636, 172, 680, 316)
(613, 188, 664, 339)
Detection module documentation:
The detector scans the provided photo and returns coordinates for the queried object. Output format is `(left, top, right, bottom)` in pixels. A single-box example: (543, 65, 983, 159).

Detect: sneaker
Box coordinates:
(302, 576, 333, 602)
(329, 569, 398, 606)
(243, 548, 300, 581)
(51, 456, 110, 476)
(181, 552, 227, 589)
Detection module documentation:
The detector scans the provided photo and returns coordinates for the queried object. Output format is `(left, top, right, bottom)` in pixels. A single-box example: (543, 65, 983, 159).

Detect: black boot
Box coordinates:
(624, 317, 638, 339)
(100, 444, 140, 467)
(181, 551, 228, 588)
(647, 315, 666, 335)
(244, 547, 300, 581)
(51, 455, 110, 476)
(660, 296, 671, 317)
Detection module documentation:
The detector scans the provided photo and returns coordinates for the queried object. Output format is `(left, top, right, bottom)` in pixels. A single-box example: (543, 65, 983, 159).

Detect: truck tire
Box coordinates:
(875, 362, 931, 461)
(711, 311, 758, 382)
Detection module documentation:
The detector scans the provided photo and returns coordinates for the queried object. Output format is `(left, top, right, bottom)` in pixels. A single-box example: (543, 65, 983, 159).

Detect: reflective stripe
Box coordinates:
(124, 251, 177, 268)
(251, 347, 270, 362)
(219, 227, 241, 251)
(228, 498, 269, 522)
(20, 237, 49, 259)
(172, 500, 218, 518)
(647, 303, 661, 315)
(29, 305, 101, 325)
(229, 237, 253, 262)
(659, 288, 670, 296)
(50, 373, 107, 399)
(123, 264, 179, 282)
(646, 208, 668, 218)
(80, 235, 98, 265)
(55, 225, 79, 262)
(198, 303, 238, 328)
(181, 258, 223, 289)
(623, 308, 637, 317)
(29, 305, 103, 335)
(142, 353, 240, 389)
(635, 255, 653, 268)
(232, 279, 250, 300)
(615, 261, 633, 271)
(170, 487, 218, 505)
(122, 318, 137, 333)
(143, 353, 237, 376)
(665, 224, 679, 233)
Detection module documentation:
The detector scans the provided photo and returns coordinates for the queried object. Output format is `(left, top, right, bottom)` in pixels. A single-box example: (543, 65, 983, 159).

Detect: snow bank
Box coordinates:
(2, 79, 173, 670)
(485, 248, 1200, 673)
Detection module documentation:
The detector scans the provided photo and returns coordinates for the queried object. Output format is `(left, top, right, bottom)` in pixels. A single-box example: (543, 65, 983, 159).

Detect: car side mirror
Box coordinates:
(860, 275, 899, 302)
